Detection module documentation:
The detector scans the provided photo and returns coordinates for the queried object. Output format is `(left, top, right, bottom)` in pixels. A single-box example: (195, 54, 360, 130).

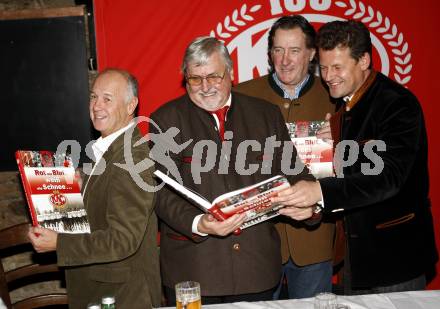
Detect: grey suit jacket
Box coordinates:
(57, 127, 161, 308)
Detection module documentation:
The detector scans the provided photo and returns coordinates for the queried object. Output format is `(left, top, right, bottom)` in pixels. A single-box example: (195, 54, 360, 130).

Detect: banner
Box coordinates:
(94, 0, 440, 288)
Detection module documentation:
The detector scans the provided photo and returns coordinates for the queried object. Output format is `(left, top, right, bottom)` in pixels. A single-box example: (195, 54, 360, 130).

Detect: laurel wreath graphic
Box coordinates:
(335, 0, 412, 85)
(210, 4, 262, 39)
(211, 1, 411, 86)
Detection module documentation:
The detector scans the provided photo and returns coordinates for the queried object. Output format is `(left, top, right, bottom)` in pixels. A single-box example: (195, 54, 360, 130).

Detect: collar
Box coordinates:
(92, 121, 136, 162)
(268, 73, 314, 100)
(223, 94, 232, 108)
(211, 94, 232, 126)
(83, 121, 135, 195)
(344, 70, 377, 111)
(272, 73, 310, 100)
(343, 95, 354, 103)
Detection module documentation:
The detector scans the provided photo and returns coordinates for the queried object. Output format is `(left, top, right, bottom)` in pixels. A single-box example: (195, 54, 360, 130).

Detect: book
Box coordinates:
(154, 170, 290, 231)
(286, 121, 333, 179)
(16, 150, 90, 234)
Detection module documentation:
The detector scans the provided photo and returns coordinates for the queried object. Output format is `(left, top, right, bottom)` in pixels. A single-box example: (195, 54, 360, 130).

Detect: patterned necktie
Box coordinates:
(211, 106, 229, 141)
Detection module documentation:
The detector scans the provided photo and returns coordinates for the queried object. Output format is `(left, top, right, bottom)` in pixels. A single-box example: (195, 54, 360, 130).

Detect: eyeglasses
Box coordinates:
(186, 70, 227, 86)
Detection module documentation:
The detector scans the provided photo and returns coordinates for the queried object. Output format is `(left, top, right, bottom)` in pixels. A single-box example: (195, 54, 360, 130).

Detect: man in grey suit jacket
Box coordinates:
(150, 36, 320, 305)
(28, 69, 161, 308)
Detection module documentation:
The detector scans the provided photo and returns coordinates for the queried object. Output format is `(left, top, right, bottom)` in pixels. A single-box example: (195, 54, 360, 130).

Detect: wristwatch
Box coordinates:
(306, 203, 323, 225)
(313, 201, 323, 214)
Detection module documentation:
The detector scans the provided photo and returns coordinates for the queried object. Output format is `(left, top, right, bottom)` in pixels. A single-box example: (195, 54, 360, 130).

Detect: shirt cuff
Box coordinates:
(317, 181, 324, 208)
(192, 214, 208, 236)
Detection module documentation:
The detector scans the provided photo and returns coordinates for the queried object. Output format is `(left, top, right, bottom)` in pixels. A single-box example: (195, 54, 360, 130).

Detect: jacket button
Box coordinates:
(233, 243, 240, 251)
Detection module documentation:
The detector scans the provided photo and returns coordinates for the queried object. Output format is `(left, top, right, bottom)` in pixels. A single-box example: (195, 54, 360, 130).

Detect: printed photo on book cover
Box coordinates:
(16, 150, 90, 234)
(287, 121, 333, 179)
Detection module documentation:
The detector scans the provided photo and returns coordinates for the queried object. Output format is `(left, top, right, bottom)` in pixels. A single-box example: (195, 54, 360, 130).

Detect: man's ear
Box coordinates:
(127, 97, 138, 116)
(360, 52, 371, 70)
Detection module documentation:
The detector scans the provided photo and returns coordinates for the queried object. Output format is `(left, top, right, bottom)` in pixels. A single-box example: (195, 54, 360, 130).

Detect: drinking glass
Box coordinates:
(175, 281, 201, 309)
(314, 292, 337, 309)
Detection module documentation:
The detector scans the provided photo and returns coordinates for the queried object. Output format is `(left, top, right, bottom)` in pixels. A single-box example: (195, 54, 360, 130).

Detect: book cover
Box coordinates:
(286, 121, 333, 179)
(16, 150, 90, 234)
(154, 170, 290, 231)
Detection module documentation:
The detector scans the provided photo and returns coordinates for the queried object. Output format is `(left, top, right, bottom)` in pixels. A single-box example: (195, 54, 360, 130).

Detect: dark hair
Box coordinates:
(316, 20, 372, 67)
(267, 15, 317, 72)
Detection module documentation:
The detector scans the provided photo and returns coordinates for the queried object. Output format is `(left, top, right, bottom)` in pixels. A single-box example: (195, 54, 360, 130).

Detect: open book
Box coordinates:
(287, 120, 333, 179)
(16, 150, 90, 234)
(154, 170, 290, 231)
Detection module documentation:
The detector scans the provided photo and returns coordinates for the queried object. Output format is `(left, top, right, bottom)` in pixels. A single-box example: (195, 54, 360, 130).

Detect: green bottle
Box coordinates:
(101, 296, 116, 309)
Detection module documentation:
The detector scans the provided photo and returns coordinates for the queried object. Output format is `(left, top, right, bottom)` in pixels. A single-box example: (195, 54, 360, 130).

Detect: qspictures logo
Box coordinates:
(210, 0, 412, 86)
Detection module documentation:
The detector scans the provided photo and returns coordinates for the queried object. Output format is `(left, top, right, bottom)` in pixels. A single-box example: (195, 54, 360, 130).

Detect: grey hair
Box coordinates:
(181, 36, 233, 74)
(97, 68, 139, 103)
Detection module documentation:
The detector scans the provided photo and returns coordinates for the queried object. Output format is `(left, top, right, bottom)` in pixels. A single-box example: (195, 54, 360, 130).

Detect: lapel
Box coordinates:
(330, 106, 343, 145)
(345, 70, 377, 111)
(329, 70, 378, 145)
(82, 126, 141, 204)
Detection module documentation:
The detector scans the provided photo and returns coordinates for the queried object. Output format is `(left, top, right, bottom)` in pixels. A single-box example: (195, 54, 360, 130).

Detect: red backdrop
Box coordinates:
(94, 0, 440, 289)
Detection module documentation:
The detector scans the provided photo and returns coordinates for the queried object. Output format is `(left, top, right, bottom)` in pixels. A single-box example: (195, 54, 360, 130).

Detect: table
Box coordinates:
(157, 290, 440, 309)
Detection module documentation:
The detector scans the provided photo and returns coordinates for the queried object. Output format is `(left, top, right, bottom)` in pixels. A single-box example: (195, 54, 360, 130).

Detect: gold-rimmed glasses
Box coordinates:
(186, 70, 227, 86)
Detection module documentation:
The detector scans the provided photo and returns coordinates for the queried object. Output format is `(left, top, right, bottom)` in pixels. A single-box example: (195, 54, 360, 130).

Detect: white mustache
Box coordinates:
(199, 91, 216, 96)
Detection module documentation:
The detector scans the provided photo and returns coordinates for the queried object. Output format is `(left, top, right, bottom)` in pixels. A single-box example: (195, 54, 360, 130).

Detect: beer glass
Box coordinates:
(314, 292, 337, 309)
(175, 281, 201, 309)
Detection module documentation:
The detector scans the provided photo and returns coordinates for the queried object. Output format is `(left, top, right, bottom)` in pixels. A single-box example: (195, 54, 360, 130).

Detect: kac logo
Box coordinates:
(210, 0, 412, 86)
(49, 190, 67, 208)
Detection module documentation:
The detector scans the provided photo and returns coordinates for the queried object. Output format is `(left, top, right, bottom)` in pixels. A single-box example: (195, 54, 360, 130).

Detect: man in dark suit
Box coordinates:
(281, 20, 438, 294)
(150, 36, 321, 305)
(28, 69, 161, 308)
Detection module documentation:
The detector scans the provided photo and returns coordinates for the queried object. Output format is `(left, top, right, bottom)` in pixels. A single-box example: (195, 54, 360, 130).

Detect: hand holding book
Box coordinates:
(316, 113, 332, 141)
(197, 213, 247, 236)
(28, 226, 58, 253)
(154, 170, 290, 234)
(275, 180, 323, 221)
(287, 119, 334, 179)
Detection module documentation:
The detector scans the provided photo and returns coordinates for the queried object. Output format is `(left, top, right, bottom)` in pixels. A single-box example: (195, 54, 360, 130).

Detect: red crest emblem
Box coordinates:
(49, 190, 67, 208)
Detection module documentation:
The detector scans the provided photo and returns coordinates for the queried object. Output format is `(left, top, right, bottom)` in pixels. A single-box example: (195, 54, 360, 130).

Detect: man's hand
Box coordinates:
(28, 226, 58, 253)
(316, 113, 332, 141)
(278, 204, 314, 221)
(273, 180, 323, 220)
(197, 213, 247, 236)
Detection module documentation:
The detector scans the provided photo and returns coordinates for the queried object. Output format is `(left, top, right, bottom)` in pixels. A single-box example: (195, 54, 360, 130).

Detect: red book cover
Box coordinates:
(16, 150, 90, 233)
(287, 121, 334, 179)
(154, 170, 290, 232)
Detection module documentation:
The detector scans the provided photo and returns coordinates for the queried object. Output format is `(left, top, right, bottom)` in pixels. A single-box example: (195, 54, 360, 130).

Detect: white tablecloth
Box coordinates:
(157, 290, 440, 309)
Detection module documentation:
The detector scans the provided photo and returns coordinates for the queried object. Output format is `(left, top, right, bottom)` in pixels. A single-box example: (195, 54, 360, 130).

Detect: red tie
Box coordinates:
(211, 106, 229, 141)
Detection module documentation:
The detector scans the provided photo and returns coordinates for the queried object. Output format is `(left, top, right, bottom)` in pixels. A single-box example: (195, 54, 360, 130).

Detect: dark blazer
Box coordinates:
(56, 127, 161, 308)
(321, 72, 438, 288)
(150, 92, 314, 296)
